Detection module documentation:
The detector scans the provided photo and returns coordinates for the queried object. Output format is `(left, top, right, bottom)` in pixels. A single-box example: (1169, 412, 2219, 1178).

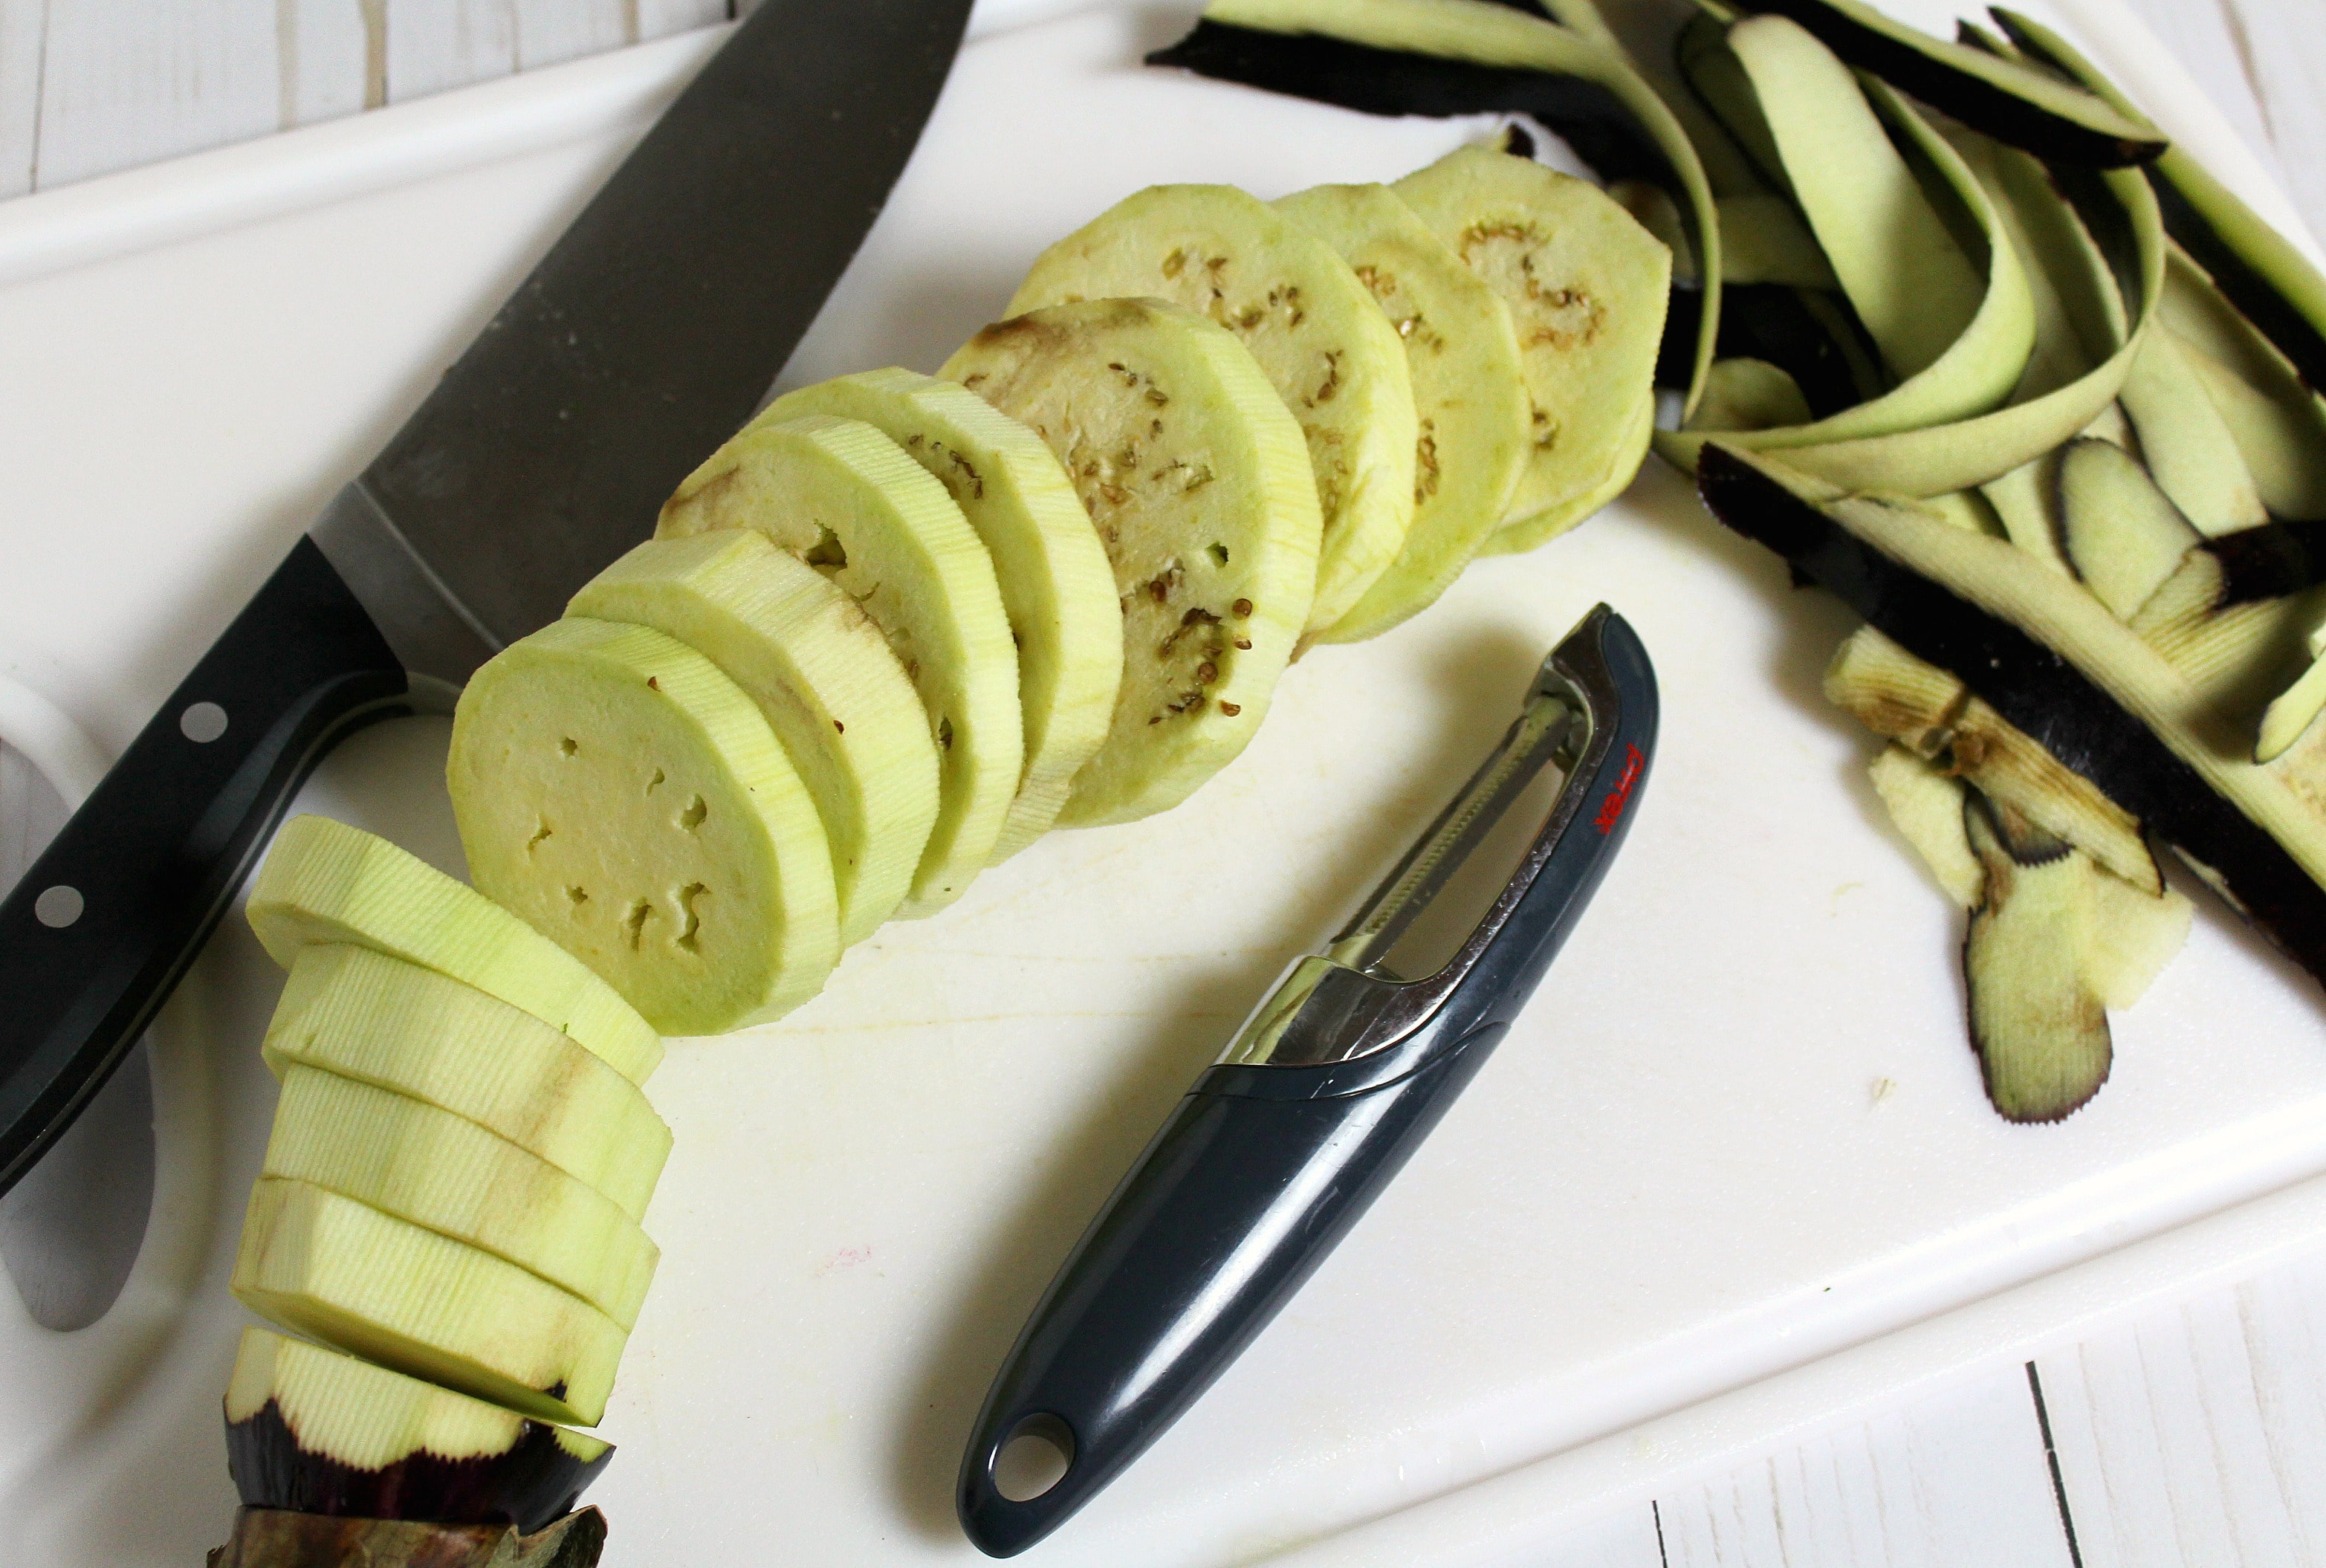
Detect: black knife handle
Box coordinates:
(0, 537, 409, 1196)
(955, 1031, 1504, 1558)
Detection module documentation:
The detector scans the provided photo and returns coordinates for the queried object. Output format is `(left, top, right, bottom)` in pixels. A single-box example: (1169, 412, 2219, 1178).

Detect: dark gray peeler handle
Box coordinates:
(957, 609, 1659, 1557)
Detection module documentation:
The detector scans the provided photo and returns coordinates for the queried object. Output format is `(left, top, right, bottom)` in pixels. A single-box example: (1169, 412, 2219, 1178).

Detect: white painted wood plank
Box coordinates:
(635, 0, 731, 36)
(0, 0, 44, 198)
(2035, 1268, 2326, 1568)
(30, 0, 279, 188)
(1531, 1504, 1665, 1568)
(278, 0, 373, 127)
(381, 0, 514, 104)
(1659, 1365, 2073, 1568)
(511, 0, 630, 72)
(2035, 1324, 2181, 1568)
(2177, 1292, 2306, 1562)
(2232, 1254, 2326, 1563)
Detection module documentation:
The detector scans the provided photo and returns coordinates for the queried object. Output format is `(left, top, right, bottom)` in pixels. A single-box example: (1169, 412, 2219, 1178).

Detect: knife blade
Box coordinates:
(0, 0, 975, 1199)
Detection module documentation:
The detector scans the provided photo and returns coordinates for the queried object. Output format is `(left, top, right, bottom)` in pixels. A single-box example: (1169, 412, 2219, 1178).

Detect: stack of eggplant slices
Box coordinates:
(205, 0, 2326, 1559)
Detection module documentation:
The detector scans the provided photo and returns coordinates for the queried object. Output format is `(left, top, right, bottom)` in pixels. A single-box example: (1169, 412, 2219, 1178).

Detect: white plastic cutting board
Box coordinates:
(1, 2, 2322, 1563)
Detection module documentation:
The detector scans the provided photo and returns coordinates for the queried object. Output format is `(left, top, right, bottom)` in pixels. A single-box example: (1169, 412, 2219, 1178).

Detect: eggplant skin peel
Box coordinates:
(1695, 443, 2326, 982)
(1148, 20, 1673, 191)
(1661, 282, 1874, 419)
(1992, 8, 2326, 395)
(1726, 0, 2163, 169)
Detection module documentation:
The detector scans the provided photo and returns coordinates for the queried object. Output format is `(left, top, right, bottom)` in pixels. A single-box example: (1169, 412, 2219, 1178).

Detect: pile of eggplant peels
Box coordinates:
(1151, 0, 2326, 1122)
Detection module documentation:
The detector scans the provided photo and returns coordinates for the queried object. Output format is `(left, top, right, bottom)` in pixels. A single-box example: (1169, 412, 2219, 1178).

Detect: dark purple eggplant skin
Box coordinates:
(1725, 0, 2162, 167)
(227, 1399, 612, 1537)
(1145, 20, 1677, 192)
(1659, 282, 1874, 413)
(2145, 181, 2326, 393)
(1694, 444, 2326, 982)
(2205, 521, 2326, 605)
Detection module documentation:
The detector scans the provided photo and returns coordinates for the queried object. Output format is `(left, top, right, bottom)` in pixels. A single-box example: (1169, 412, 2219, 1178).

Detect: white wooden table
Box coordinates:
(2, 1, 2323, 1563)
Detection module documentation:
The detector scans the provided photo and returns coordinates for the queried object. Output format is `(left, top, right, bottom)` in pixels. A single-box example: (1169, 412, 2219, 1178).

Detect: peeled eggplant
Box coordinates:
(1824, 624, 2159, 891)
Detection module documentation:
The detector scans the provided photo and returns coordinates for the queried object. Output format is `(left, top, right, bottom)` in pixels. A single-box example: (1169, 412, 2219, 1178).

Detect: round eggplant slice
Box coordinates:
(1393, 143, 1669, 536)
(1273, 181, 1529, 641)
(226, 1327, 609, 1534)
(762, 369, 1122, 860)
(658, 413, 1021, 915)
(1004, 181, 1416, 633)
(264, 945, 670, 1224)
(233, 1178, 628, 1428)
(247, 816, 661, 1086)
(942, 297, 1321, 826)
(450, 618, 839, 1037)
(570, 531, 940, 945)
(1480, 392, 1653, 555)
(264, 1067, 658, 1329)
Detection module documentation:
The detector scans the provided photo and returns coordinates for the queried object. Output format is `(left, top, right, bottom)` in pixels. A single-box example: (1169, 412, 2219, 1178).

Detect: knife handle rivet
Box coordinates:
(33, 886, 83, 930)
(178, 702, 229, 744)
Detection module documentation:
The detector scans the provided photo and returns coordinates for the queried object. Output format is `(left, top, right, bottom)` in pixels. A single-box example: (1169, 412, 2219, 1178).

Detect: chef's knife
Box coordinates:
(957, 606, 1657, 1556)
(0, 0, 975, 1199)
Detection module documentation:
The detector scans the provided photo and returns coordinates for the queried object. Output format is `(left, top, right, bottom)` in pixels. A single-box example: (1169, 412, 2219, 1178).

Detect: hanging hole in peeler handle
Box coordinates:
(991, 1413, 1076, 1503)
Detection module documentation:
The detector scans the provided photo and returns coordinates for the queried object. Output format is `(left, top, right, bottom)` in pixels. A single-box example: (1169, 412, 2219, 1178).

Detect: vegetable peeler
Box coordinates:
(956, 603, 1659, 1556)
